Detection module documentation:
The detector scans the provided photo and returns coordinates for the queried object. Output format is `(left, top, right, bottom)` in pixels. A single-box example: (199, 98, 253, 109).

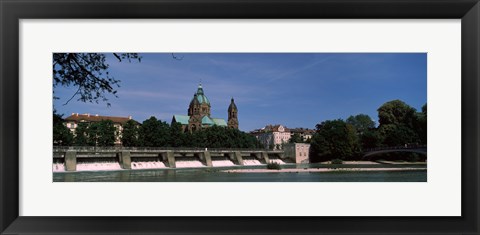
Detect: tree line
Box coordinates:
(309, 99, 427, 162)
(53, 115, 262, 148)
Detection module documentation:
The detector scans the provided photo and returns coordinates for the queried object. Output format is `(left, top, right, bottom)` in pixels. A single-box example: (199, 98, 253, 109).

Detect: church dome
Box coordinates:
(192, 84, 210, 105)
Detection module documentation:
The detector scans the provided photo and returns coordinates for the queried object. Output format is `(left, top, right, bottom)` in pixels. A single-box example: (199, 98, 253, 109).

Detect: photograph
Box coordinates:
(52, 53, 427, 182)
(2, 0, 479, 233)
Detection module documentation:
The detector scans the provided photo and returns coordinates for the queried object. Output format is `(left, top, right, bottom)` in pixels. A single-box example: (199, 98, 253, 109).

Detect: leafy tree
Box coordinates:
(377, 100, 422, 146)
(360, 129, 382, 149)
(139, 117, 170, 147)
(378, 100, 417, 128)
(378, 124, 418, 147)
(86, 120, 116, 146)
(289, 133, 303, 143)
(346, 114, 379, 150)
(190, 129, 207, 147)
(121, 120, 140, 147)
(74, 122, 89, 146)
(86, 122, 99, 146)
(53, 112, 73, 146)
(169, 122, 185, 147)
(310, 119, 360, 162)
(416, 103, 427, 144)
(269, 143, 275, 150)
(53, 53, 141, 106)
(346, 114, 375, 134)
(181, 125, 261, 148)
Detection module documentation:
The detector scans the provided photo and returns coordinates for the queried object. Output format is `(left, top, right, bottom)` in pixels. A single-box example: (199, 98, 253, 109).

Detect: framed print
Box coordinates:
(1, 0, 479, 234)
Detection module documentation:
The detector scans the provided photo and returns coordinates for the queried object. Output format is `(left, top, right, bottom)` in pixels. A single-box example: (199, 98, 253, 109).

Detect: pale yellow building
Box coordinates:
(64, 113, 135, 145)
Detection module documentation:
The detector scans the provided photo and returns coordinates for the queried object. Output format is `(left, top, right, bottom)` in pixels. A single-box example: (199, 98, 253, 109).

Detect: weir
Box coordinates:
(53, 147, 286, 172)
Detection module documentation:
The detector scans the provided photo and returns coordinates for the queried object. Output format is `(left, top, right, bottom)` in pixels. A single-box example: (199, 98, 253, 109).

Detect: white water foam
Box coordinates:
(131, 161, 166, 169)
(52, 163, 65, 172)
(243, 159, 263, 165)
(175, 160, 205, 168)
(269, 159, 286, 165)
(212, 160, 235, 167)
(76, 161, 122, 171)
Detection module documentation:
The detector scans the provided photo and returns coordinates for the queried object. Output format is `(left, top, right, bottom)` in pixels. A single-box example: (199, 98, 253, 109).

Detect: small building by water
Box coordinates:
(284, 143, 310, 164)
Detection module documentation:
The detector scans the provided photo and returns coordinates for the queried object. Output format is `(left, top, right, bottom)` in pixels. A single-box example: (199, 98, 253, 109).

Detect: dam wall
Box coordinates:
(53, 147, 287, 172)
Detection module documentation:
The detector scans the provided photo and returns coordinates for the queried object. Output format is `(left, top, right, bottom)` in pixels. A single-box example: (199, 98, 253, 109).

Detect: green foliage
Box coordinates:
(378, 124, 418, 147)
(139, 117, 171, 147)
(266, 162, 282, 170)
(289, 133, 303, 143)
(416, 103, 427, 144)
(347, 114, 378, 150)
(185, 125, 262, 148)
(169, 122, 185, 147)
(310, 119, 360, 162)
(53, 53, 141, 106)
(74, 122, 89, 146)
(376, 100, 426, 147)
(407, 153, 421, 162)
(269, 143, 275, 150)
(360, 129, 382, 149)
(346, 114, 375, 134)
(86, 120, 116, 146)
(331, 158, 343, 164)
(377, 100, 417, 127)
(52, 112, 73, 146)
(121, 120, 140, 147)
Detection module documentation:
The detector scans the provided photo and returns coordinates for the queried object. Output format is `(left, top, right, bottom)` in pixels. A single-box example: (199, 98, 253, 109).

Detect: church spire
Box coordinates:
(196, 83, 204, 95)
(228, 97, 238, 129)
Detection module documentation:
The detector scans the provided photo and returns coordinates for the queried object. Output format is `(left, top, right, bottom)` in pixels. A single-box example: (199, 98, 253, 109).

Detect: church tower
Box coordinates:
(228, 98, 239, 129)
(188, 94, 202, 131)
(173, 84, 234, 132)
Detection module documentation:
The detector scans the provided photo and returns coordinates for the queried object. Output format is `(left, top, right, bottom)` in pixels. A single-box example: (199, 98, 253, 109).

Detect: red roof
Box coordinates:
(64, 113, 133, 124)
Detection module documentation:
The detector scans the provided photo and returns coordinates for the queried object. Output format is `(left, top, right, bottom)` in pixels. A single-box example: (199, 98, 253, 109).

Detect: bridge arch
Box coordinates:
(362, 146, 427, 160)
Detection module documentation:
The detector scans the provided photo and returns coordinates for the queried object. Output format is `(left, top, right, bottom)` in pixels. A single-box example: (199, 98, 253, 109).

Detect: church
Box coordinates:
(171, 84, 238, 132)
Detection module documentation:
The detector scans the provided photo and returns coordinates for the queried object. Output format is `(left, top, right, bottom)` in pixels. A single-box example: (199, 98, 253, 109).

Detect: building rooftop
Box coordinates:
(64, 113, 134, 124)
(173, 114, 227, 127)
(212, 118, 227, 126)
(172, 115, 190, 125)
(251, 124, 290, 133)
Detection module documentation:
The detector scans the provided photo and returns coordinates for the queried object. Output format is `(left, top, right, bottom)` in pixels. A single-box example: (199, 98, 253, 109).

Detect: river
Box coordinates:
(53, 164, 427, 182)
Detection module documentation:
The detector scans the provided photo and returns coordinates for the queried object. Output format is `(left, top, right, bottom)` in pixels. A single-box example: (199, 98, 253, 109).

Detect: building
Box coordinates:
(284, 143, 311, 163)
(289, 128, 315, 142)
(64, 113, 135, 145)
(171, 84, 239, 132)
(250, 124, 291, 150)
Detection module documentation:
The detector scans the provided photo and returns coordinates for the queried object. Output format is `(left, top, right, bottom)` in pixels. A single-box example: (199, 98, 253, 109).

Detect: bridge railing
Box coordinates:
(363, 144, 427, 153)
(53, 146, 279, 152)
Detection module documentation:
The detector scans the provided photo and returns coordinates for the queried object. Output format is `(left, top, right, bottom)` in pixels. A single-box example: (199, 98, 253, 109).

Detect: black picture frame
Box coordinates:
(1, 0, 479, 234)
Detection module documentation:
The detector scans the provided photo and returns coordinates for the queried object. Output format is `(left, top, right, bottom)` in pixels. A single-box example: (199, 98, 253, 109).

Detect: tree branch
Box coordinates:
(71, 54, 113, 90)
(171, 53, 184, 60)
(63, 84, 82, 106)
(113, 53, 122, 62)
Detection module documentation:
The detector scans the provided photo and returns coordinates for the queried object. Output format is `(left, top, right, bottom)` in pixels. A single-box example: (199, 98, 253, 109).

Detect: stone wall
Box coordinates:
(284, 143, 310, 163)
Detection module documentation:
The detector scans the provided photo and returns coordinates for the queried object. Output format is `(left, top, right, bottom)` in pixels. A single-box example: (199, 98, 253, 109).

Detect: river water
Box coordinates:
(53, 164, 427, 182)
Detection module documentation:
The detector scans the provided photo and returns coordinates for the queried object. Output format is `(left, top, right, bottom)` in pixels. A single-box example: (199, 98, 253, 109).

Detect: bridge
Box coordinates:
(53, 147, 287, 171)
(362, 145, 427, 158)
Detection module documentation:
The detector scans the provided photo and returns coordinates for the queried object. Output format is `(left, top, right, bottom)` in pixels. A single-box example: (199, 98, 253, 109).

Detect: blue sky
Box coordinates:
(53, 53, 427, 132)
